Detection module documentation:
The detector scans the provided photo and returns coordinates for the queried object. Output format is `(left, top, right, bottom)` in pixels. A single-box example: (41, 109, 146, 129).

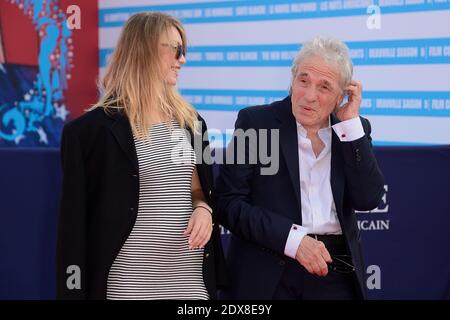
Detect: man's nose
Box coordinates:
(303, 86, 317, 102)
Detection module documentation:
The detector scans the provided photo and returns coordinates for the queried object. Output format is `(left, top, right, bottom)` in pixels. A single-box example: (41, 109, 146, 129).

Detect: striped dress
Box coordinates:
(106, 120, 209, 300)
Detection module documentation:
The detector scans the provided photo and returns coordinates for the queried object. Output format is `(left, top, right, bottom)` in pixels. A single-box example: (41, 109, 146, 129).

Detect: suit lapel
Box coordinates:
(274, 97, 302, 214)
(108, 111, 139, 172)
(330, 113, 344, 215)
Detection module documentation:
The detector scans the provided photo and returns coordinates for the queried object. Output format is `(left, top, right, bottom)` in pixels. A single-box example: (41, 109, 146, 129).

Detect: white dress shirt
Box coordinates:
(284, 117, 365, 259)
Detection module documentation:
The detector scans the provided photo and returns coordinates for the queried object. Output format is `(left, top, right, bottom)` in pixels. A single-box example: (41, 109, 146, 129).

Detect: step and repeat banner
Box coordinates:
(99, 0, 450, 148)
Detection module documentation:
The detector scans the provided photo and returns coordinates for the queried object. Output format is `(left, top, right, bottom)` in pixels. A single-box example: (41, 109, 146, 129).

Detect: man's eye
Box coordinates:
(321, 85, 329, 90)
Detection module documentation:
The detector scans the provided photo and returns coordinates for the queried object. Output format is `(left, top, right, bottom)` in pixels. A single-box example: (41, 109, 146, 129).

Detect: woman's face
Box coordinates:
(159, 26, 186, 86)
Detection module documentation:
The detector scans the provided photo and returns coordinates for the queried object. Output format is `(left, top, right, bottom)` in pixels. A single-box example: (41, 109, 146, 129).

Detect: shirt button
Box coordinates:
(130, 207, 134, 211)
(341, 133, 346, 138)
(293, 226, 298, 230)
(205, 253, 210, 258)
(279, 260, 286, 266)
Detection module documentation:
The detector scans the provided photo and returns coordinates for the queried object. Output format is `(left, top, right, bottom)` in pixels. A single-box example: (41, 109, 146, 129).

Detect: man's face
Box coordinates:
(291, 55, 343, 129)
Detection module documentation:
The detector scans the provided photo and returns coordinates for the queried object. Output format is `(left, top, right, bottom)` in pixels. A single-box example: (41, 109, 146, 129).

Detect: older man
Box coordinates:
(216, 37, 384, 300)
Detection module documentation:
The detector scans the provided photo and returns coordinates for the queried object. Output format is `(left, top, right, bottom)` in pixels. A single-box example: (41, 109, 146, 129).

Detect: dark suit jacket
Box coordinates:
(215, 96, 385, 300)
(56, 107, 227, 299)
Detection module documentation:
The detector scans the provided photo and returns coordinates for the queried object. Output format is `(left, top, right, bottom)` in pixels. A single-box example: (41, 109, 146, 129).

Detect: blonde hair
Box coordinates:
(92, 12, 198, 139)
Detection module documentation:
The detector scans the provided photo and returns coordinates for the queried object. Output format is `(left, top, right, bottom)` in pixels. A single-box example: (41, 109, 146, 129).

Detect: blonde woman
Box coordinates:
(56, 12, 226, 300)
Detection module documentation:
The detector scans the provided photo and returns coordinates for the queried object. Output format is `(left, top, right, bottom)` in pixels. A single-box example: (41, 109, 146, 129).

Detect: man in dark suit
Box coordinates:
(215, 37, 384, 300)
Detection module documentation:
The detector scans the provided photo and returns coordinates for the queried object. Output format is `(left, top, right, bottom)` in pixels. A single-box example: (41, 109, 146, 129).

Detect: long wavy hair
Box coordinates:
(91, 12, 198, 139)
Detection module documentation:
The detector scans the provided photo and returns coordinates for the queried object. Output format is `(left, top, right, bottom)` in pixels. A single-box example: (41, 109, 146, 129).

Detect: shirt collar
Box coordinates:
(296, 116, 332, 139)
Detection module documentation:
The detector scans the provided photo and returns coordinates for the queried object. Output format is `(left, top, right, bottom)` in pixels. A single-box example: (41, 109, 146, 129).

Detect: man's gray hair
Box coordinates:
(290, 36, 353, 91)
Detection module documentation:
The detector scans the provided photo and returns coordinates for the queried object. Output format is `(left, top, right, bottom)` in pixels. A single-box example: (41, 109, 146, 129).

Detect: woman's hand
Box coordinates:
(184, 206, 213, 250)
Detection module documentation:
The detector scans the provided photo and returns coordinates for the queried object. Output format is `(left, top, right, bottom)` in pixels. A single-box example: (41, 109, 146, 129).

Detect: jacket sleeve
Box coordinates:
(56, 123, 87, 299)
(340, 117, 385, 211)
(215, 109, 294, 255)
(196, 115, 228, 290)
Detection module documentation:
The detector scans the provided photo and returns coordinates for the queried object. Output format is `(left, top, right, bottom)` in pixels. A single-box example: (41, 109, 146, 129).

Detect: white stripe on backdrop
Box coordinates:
(99, 1, 450, 146)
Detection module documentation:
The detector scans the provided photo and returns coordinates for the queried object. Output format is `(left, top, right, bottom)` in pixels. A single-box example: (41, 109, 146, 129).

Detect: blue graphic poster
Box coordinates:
(0, 0, 72, 147)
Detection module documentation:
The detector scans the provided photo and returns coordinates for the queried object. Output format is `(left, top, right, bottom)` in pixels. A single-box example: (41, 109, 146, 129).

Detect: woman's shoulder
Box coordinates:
(63, 107, 119, 134)
(61, 107, 127, 156)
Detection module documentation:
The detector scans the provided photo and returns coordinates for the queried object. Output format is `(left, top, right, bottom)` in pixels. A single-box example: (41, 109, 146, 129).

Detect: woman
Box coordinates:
(56, 12, 226, 300)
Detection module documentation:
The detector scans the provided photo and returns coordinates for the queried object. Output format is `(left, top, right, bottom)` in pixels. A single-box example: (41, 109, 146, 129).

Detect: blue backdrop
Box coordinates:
(1, 146, 449, 299)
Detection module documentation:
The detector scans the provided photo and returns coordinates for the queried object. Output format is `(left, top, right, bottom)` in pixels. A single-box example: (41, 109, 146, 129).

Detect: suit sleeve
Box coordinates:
(56, 123, 87, 299)
(196, 116, 228, 290)
(199, 116, 214, 207)
(215, 109, 294, 255)
(340, 117, 385, 211)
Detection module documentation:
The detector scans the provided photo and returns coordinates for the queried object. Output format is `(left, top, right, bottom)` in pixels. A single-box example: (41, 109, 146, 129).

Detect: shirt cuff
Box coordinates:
(332, 117, 364, 142)
(284, 224, 308, 259)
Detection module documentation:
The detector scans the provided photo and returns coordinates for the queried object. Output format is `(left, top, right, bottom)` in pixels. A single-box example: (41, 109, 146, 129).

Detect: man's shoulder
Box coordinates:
(238, 96, 290, 120)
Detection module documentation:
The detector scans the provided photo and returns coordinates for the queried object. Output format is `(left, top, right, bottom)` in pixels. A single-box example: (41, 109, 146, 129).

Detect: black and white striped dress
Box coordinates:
(106, 120, 208, 300)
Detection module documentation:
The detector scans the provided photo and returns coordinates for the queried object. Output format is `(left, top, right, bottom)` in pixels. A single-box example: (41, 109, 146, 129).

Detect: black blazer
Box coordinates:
(56, 107, 227, 299)
(215, 96, 385, 299)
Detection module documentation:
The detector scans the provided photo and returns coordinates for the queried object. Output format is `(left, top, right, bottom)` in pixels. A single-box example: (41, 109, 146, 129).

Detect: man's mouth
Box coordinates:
(301, 105, 315, 112)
